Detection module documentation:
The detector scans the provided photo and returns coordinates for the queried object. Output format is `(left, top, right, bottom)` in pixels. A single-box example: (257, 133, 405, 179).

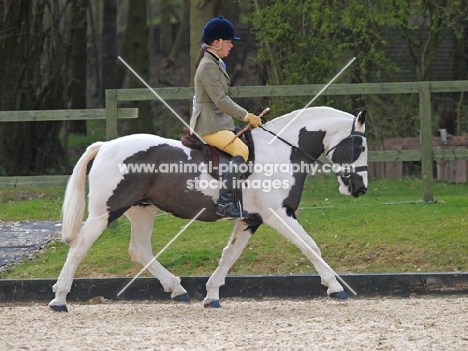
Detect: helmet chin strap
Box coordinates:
(203, 39, 223, 56)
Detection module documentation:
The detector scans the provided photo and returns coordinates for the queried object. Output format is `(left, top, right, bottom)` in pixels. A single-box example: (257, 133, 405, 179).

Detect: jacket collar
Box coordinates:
(204, 50, 229, 77)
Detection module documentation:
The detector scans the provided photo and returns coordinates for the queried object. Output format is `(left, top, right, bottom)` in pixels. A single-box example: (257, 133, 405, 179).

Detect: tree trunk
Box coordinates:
(160, 0, 172, 57)
(102, 0, 117, 99)
(127, 0, 152, 134)
(69, 0, 88, 135)
(169, 0, 190, 60)
(0, 0, 69, 176)
(189, 0, 216, 85)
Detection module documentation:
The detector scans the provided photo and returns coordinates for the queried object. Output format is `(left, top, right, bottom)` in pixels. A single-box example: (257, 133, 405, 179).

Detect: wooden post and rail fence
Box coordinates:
(1, 81, 467, 202)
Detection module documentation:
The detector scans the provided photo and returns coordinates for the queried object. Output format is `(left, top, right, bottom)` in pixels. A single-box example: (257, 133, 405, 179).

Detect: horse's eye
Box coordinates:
(360, 146, 366, 152)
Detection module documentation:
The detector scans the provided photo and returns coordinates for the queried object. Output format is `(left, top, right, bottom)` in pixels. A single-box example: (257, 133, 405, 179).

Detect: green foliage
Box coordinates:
(244, 0, 468, 138)
(244, 0, 406, 116)
(248, 1, 401, 81)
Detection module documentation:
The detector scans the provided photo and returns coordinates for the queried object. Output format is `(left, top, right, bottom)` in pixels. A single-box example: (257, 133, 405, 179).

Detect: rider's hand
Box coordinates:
(247, 113, 263, 128)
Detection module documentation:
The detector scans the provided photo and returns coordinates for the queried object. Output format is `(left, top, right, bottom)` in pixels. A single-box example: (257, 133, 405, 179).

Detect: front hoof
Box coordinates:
(329, 291, 348, 300)
(173, 292, 191, 303)
(204, 300, 221, 308)
(49, 305, 68, 312)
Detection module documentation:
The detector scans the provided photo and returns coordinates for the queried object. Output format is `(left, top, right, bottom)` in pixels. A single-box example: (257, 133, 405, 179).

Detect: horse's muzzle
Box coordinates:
(352, 187, 367, 198)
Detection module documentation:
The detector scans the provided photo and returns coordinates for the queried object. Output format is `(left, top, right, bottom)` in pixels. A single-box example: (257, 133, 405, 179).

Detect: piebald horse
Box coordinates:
(49, 106, 368, 312)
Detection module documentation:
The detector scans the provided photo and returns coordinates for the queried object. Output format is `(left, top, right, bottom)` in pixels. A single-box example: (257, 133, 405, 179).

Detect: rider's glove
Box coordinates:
(246, 113, 263, 128)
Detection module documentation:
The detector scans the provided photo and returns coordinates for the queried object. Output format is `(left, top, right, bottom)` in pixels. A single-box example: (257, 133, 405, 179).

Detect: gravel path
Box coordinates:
(1, 296, 467, 350)
(0, 221, 61, 270)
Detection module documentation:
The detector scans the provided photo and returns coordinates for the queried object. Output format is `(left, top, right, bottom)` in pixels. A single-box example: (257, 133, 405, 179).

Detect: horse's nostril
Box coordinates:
(353, 187, 367, 197)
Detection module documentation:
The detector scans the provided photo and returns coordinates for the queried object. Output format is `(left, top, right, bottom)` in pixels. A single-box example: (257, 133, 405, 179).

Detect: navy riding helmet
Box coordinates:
(201, 16, 241, 43)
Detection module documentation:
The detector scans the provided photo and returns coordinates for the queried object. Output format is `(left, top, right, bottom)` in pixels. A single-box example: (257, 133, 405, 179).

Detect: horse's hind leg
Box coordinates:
(125, 205, 189, 302)
(49, 216, 108, 312)
(204, 219, 253, 308)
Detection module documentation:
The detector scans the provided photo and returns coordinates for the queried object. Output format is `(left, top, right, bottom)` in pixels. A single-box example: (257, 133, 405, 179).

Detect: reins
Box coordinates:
(259, 118, 368, 178)
(259, 125, 322, 165)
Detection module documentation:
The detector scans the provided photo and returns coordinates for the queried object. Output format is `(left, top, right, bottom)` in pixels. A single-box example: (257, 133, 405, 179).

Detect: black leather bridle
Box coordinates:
(259, 117, 368, 178)
(325, 118, 368, 178)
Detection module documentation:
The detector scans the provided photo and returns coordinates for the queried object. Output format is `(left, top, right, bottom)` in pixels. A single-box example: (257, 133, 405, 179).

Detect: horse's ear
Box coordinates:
(353, 109, 366, 126)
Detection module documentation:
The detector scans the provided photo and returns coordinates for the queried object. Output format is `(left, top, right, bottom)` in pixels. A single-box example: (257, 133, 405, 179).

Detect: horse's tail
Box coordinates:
(61, 141, 105, 244)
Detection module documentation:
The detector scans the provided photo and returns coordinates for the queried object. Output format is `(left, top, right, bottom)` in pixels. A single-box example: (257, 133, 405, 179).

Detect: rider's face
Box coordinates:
(213, 39, 233, 59)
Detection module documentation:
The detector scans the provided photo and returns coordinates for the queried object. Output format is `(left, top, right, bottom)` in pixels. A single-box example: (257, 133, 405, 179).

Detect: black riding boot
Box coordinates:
(216, 155, 249, 218)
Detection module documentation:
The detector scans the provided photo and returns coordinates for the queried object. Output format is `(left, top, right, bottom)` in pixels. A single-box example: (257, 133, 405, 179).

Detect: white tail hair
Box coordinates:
(61, 142, 105, 243)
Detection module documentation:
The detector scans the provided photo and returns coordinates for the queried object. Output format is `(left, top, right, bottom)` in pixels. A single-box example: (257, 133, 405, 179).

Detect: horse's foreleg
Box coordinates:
(204, 219, 252, 308)
(263, 207, 345, 298)
(125, 206, 189, 302)
(49, 216, 108, 312)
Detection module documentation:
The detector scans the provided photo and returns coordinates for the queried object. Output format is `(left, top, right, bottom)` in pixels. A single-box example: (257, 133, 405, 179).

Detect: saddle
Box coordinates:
(181, 127, 255, 179)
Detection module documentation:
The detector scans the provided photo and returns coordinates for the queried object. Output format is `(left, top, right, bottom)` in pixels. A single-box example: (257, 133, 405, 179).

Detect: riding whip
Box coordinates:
(222, 107, 270, 150)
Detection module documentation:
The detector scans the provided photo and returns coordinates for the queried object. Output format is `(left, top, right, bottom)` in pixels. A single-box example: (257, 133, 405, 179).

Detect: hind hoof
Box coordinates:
(49, 305, 68, 312)
(204, 300, 221, 308)
(330, 291, 348, 300)
(173, 292, 191, 303)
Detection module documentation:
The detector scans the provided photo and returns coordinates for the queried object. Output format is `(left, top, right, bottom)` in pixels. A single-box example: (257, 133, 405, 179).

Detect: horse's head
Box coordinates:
(325, 109, 368, 198)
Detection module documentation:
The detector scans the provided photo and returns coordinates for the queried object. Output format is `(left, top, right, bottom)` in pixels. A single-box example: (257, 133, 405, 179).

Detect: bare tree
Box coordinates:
(0, 0, 73, 175)
(160, 0, 172, 57)
(189, 0, 217, 84)
(169, 0, 190, 60)
(127, 0, 152, 134)
(68, 0, 88, 135)
(102, 0, 117, 100)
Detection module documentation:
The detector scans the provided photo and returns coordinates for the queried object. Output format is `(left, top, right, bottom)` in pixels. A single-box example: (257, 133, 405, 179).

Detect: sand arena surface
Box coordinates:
(1, 296, 467, 350)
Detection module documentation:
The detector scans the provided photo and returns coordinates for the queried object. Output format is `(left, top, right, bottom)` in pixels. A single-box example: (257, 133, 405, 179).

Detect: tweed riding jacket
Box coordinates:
(190, 50, 247, 136)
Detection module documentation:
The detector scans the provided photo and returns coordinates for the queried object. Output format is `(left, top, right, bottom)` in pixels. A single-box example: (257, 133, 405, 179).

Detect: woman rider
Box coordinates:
(190, 16, 262, 218)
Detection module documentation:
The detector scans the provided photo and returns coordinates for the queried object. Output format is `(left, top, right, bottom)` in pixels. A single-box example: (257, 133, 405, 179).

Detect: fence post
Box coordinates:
(105, 89, 118, 140)
(419, 82, 434, 202)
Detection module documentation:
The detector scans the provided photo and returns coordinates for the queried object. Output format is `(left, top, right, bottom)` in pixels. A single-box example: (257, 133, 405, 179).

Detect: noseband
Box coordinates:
(259, 117, 367, 177)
